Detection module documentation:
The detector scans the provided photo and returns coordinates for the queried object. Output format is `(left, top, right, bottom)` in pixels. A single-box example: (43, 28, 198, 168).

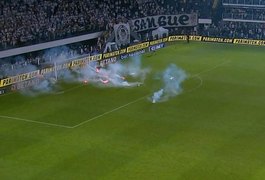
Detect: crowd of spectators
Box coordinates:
(3, 0, 265, 80)
(0, 0, 211, 51)
(0, 0, 108, 50)
(217, 2, 265, 39)
(199, 21, 265, 39)
(0, 39, 100, 79)
(0, 0, 213, 79)
(223, 8, 265, 21)
(222, 0, 265, 5)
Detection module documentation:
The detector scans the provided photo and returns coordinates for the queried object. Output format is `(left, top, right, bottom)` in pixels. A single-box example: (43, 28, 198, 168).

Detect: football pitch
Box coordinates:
(0, 42, 265, 180)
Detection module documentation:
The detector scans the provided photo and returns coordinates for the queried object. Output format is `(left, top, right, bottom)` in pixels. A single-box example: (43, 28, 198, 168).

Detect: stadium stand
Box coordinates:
(199, 0, 265, 39)
(2, 0, 265, 79)
(0, 0, 106, 50)
(201, 21, 265, 39)
(222, 0, 265, 6)
(0, 0, 213, 51)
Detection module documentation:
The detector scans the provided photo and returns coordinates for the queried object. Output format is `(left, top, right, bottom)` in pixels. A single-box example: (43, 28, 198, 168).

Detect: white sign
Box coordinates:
(114, 23, 131, 46)
(131, 14, 198, 32)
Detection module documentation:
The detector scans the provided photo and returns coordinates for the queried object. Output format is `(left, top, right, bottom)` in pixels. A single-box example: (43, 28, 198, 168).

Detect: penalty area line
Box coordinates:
(72, 60, 231, 128)
(0, 60, 231, 129)
(192, 60, 231, 77)
(183, 60, 230, 92)
(72, 95, 149, 128)
(186, 75, 203, 93)
(0, 115, 73, 129)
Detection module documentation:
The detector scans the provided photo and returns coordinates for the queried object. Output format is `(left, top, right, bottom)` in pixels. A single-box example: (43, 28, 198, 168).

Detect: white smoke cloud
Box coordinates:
(151, 64, 187, 103)
(78, 55, 149, 88)
(18, 46, 77, 96)
(19, 49, 149, 96)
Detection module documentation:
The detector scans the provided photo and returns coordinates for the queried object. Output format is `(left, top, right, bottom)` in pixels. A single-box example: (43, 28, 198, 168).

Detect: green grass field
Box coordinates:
(0, 42, 265, 180)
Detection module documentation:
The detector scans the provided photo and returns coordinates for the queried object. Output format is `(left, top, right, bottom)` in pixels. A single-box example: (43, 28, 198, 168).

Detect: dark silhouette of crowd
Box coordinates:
(213, 1, 265, 39)
(0, 0, 107, 50)
(0, 0, 212, 50)
(1, 0, 265, 80)
(223, 8, 265, 21)
(222, 0, 265, 6)
(200, 21, 265, 40)
(0, 39, 100, 79)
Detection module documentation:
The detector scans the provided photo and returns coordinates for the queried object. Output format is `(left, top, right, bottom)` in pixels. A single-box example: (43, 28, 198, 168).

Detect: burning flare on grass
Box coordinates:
(79, 55, 149, 87)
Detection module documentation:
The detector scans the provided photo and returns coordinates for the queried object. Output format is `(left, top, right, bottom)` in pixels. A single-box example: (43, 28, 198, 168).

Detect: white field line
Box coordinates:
(183, 60, 231, 93)
(192, 60, 231, 77)
(73, 60, 231, 128)
(72, 95, 148, 128)
(186, 75, 203, 93)
(0, 85, 85, 128)
(0, 83, 84, 97)
(0, 115, 73, 129)
(0, 60, 230, 129)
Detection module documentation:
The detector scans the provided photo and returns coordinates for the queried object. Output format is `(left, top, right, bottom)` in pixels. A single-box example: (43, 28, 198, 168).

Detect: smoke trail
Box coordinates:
(78, 54, 149, 88)
(3, 56, 38, 77)
(151, 64, 187, 103)
(79, 62, 144, 88)
(44, 46, 77, 81)
(127, 55, 150, 82)
(152, 89, 164, 103)
(16, 46, 149, 96)
(19, 46, 77, 96)
(43, 46, 77, 64)
(20, 78, 58, 97)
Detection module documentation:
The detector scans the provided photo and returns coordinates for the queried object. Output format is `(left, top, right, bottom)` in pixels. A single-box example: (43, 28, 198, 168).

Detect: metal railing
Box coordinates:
(223, 13, 265, 21)
(223, 0, 265, 5)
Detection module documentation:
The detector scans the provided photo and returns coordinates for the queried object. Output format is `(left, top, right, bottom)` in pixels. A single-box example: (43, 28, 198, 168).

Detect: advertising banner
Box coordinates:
(131, 14, 198, 32)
